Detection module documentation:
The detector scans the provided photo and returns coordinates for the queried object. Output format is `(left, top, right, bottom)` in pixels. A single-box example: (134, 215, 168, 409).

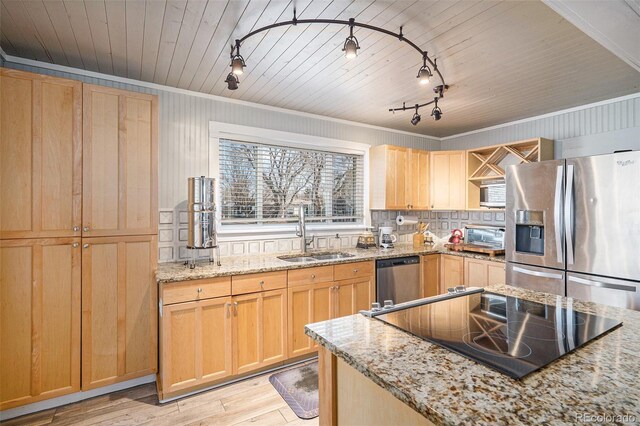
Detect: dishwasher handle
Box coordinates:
(376, 256, 420, 269)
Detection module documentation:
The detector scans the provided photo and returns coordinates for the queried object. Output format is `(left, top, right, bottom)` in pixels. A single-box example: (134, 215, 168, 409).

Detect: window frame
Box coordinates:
(209, 122, 371, 239)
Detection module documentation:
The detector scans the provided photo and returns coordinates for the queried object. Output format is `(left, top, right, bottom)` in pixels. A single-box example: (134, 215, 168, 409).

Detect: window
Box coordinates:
(219, 139, 364, 225)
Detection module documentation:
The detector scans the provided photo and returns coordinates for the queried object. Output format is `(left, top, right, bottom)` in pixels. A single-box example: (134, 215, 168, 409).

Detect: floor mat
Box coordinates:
(269, 361, 319, 419)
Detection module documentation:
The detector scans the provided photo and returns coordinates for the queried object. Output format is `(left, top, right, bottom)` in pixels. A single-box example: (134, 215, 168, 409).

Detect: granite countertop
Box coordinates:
(305, 285, 640, 425)
(156, 243, 505, 283)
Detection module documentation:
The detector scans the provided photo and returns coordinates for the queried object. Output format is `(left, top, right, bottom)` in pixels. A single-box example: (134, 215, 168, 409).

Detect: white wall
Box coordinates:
(441, 95, 640, 158)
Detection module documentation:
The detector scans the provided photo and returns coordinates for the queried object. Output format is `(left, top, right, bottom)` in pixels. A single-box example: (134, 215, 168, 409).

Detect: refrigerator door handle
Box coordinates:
(568, 276, 637, 293)
(554, 165, 564, 264)
(564, 164, 575, 265)
(513, 266, 564, 280)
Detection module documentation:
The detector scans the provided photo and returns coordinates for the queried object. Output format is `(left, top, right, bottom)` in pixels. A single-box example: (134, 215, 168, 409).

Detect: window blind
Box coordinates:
(219, 139, 364, 225)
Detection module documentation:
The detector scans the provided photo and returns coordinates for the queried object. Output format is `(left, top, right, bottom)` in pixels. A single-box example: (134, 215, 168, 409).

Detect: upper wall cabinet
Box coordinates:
(83, 85, 158, 237)
(370, 145, 430, 210)
(430, 150, 466, 210)
(466, 138, 554, 210)
(0, 69, 82, 239)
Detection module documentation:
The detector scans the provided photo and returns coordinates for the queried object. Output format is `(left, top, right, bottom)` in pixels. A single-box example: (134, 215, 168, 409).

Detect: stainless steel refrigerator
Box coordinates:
(505, 151, 640, 311)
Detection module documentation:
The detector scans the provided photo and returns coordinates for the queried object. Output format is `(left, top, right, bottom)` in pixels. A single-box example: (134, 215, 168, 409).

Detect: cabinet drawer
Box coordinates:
(334, 261, 374, 281)
(162, 277, 231, 305)
(287, 266, 334, 287)
(232, 271, 287, 295)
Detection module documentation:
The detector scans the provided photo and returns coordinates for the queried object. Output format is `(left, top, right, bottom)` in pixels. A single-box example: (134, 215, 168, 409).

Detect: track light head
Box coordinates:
(230, 40, 246, 75)
(225, 73, 239, 90)
(417, 54, 432, 85)
(410, 105, 421, 125)
(431, 98, 442, 121)
(343, 19, 360, 59)
(231, 55, 245, 75)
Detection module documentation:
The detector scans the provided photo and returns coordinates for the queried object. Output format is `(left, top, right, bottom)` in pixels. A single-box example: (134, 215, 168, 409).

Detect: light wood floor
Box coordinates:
(2, 370, 319, 426)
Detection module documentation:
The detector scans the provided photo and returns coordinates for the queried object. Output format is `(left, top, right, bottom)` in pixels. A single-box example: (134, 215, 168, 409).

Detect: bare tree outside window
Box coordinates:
(219, 139, 363, 225)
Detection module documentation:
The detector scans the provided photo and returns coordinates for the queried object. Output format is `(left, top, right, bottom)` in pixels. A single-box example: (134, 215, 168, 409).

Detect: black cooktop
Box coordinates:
(375, 292, 622, 379)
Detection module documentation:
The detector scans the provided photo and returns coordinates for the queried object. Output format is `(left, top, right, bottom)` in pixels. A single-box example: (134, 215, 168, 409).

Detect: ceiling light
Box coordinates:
(417, 54, 432, 85)
(411, 106, 421, 126)
(342, 19, 360, 59)
(431, 98, 442, 121)
(225, 73, 239, 90)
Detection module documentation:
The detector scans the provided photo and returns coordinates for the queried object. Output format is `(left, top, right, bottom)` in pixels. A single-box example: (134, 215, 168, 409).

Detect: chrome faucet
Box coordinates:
(295, 205, 314, 253)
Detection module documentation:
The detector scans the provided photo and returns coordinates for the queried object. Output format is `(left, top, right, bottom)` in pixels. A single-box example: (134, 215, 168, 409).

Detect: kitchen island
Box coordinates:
(306, 285, 640, 425)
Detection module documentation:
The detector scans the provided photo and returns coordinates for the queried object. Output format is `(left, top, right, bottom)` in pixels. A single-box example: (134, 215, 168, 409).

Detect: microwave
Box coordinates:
(480, 182, 506, 208)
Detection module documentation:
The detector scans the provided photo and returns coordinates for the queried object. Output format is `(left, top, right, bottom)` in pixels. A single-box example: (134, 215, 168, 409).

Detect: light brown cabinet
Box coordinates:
(0, 238, 81, 410)
(81, 235, 158, 390)
(335, 277, 375, 318)
(82, 84, 158, 237)
(0, 68, 82, 240)
(440, 254, 465, 292)
(161, 296, 233, 395)
(233, 289, 287, 375)
(369, 145, 430, 210)
(422, 254, 440, 297)
(288, 281, 335, 358)
(430, 150, 466, 210)
(464, 257, 506, 287)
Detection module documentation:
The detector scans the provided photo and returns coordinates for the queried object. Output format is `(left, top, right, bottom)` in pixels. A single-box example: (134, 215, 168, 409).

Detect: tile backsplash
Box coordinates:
(158, 209, 506, 263)
(371, 210, 506, 239)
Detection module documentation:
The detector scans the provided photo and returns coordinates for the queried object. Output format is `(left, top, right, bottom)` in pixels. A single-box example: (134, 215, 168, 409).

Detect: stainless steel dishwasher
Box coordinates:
(376, 256, 421, 305)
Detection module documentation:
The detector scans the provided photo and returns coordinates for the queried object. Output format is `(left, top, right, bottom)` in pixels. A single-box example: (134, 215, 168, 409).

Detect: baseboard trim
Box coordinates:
(158, 356, 318, 404)
(0, 374, 157, 421)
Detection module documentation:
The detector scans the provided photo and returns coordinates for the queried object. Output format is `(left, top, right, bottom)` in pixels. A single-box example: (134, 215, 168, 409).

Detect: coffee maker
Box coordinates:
(378, 226, 397, 249)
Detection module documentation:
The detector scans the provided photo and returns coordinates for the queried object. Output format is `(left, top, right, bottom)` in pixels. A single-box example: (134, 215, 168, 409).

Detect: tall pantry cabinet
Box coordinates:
(0, 69, 158, 410)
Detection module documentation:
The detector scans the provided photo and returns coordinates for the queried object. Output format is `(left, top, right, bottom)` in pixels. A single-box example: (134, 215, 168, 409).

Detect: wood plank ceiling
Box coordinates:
(2, 0, 639, 137)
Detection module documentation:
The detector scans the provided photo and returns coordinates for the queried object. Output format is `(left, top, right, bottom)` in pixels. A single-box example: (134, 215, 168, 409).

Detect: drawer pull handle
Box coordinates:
(226, 302, 231, 317)
(353, 269, 358, 273)
(73, 226, 80, 232)
(311, 274, 316, 279)
(72, 243, 79, 248)
(197, 288, 203, 293)
(259, 280, 265, 287)
(83, 226, 90, 232)
(83, 243, 89, 249)
(233, 301, 238, 314)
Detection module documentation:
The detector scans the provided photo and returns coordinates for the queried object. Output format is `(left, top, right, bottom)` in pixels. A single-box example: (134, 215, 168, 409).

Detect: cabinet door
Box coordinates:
(464, 258, 489, 287)
(83, 85, 158, 237)
(81, 235, 157, 390)
(161, 297, 232, 395)
(334, 277, 375, 318)
(288, 282, 334, 358)
(430, 151, 466, 210)
(1, 69, 82, 239)
(440, 255, 464, 292)
(487, 263, 506, 285)
(233, 289, 287, 375)
(0, 238, 80, 410)
(409, 150, 430, 210)
(385, 146, 408, 210)
(422, 255, 440, 297)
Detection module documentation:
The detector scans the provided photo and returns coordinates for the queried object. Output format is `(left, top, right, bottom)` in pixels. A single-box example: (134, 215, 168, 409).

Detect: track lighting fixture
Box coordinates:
(225, 73, 239, 90)
(231, 40, 245, 75)
(411, 105, 421, 126)
(342, 19, 360, 59)
(431, 97, 442, 121)
(228, 8, 449, 125)
(417, 53, 432, 85)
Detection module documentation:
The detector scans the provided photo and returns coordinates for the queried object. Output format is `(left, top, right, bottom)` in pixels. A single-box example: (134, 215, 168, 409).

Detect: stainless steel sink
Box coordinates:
(311, 252, 355, 261)
(277, 255, 317, 263)
(277, 252, 355, 263)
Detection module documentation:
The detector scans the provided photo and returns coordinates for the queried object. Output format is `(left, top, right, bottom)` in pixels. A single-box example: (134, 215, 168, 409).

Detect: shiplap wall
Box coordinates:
(2, 61, 440, 212)
(441, 96, 640, 158)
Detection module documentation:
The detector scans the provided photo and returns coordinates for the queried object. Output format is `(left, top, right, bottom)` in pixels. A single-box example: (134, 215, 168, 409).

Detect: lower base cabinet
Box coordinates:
(440, 255, 465, 292)
(464, 258, 506, 287)
(161, 296, 233, 395)
(81, 235, 158, 390)
(0, 238, 81, 410)
(233, 289, 287, 375)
